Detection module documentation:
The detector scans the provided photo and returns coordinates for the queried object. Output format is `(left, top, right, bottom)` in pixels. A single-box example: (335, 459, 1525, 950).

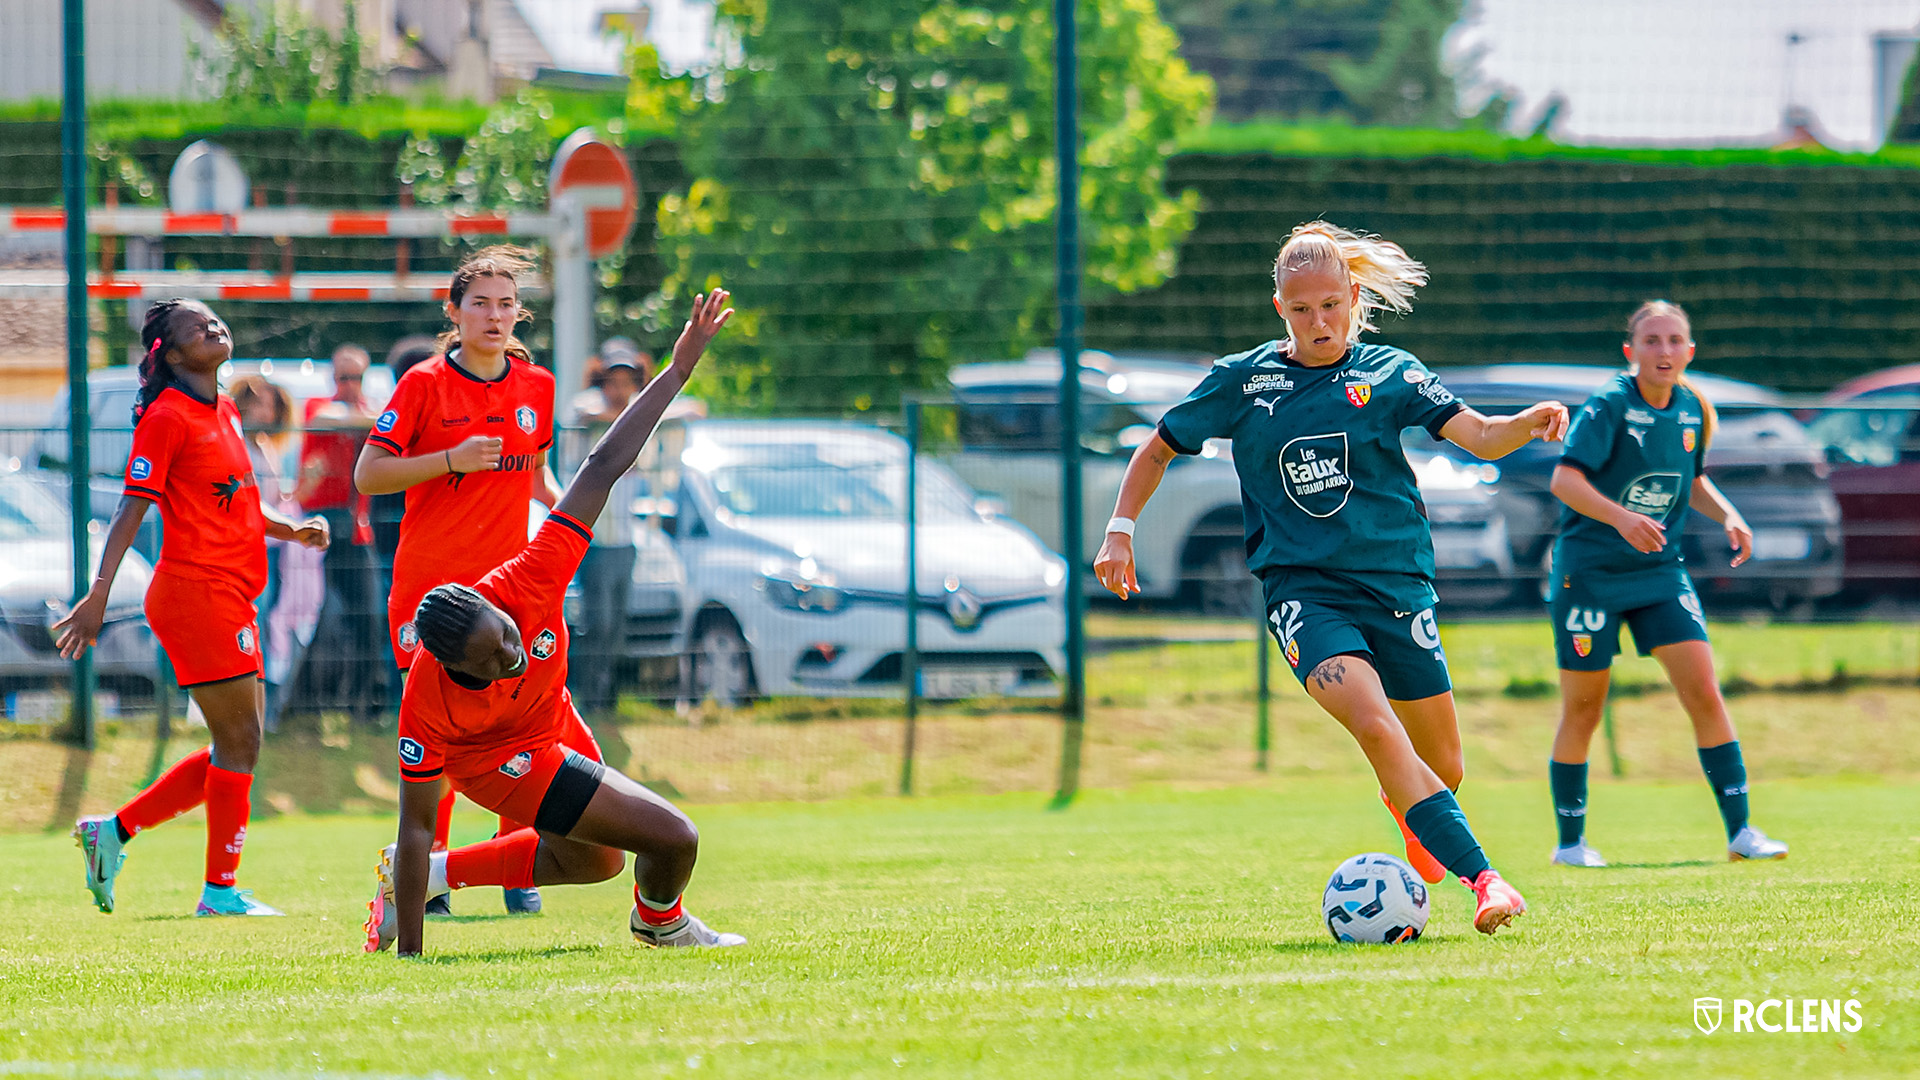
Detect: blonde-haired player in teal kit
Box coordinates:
(1544, 300, 1789, 867)
(1096, 221, 1570, 936)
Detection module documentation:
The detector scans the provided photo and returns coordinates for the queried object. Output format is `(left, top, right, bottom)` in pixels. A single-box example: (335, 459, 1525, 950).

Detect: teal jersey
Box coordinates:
(1157, 340, 1466, 611)
(1551, 372, 1708, 607)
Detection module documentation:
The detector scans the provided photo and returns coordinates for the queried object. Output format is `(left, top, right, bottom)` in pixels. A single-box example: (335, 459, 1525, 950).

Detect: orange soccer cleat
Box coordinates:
(1465, 869, 1527, 936)
(1380, 789, 1447, 884)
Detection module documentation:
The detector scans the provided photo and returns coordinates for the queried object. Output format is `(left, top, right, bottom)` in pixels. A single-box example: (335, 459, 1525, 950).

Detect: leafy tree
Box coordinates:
(637, 0, 1214, 413)
(1157, 0, 1464, 124)
(197, 0, 382, 107)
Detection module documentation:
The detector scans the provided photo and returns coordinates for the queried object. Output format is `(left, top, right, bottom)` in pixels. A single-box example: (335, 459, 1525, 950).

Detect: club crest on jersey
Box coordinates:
(398, 621, 419, 652)
(530, 628, 558, 660)
(129, 457, 152, 481)
(1572, 633, 1593, 657)
(376, 409, 398, 433)
(1345, 383, 1371, 408)
(398, 738, 425, 766)
(236, 627, 255, 655)
(515, 406, 537, 434)
(1683, 428, 1697, 453)
(499, 751, 533, 778)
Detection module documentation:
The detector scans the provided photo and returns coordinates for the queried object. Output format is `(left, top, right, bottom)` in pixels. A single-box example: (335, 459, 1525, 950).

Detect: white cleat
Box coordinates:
(1551, 839, 1608, 867)
(1728, 825, 1789, 861)
(630, 908, 746, 948)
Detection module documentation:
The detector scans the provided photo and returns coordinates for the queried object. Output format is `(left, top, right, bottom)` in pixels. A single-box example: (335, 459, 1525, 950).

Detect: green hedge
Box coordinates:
(0, 96, 683, 365)
(1087, 129, 1920, 392)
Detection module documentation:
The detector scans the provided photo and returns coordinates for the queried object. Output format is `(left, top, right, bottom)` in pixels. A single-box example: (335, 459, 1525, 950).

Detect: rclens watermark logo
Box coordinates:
(1693, 998, 1863, 1035)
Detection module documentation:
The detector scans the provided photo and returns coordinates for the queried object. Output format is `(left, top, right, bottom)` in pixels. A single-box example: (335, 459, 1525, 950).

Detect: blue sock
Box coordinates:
(1697, 741, 1750, 841)
(1549, 760, 1588, 848)
(1403, 789, 1492, 882)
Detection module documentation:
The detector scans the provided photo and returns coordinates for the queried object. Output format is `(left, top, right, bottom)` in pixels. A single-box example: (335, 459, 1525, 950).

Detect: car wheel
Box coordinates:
(684, 614, 757, 708)
(1195, 543, 1260, 618)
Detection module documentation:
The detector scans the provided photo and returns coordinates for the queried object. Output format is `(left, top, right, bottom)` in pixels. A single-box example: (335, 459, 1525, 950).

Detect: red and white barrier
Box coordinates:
(0, 206, 562, 239)
(0, 269, 550, 302)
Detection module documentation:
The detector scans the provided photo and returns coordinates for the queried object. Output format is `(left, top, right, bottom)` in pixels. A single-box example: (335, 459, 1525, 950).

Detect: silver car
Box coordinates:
(628, 420, 1068, 704)
(0, 470, 157, 698)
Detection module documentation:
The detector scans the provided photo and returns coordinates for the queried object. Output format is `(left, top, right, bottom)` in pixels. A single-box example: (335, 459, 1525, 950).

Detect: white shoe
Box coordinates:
(630, 908, 746, 948)
(1551, 839, 1608, 867)
(1728, 825, 1789, 861)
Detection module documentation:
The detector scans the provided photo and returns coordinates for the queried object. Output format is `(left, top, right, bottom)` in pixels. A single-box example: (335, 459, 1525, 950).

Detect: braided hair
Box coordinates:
(132, 298, 193, 425)
(415, 583, 492, 669)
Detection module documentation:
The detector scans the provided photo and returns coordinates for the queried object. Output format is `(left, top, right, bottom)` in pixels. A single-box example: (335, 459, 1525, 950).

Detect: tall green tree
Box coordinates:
(1156, 0, 1464, 123)
(197, 0, 382, 107)
(639, 0, 1213, 413)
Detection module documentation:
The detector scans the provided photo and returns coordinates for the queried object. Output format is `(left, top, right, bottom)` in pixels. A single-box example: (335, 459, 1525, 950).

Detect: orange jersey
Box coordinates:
(367, 352, 554, 662)
(395, 511, 591, 786)
(124, 386, 267, 596)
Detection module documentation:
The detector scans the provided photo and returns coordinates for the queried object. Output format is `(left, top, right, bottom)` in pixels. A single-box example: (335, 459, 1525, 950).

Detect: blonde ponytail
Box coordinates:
(1626, 300, 1714, 451)
(1274, 221, 1428, 342)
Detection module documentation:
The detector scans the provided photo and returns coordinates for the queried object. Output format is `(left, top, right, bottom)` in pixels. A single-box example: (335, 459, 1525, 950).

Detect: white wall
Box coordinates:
(0, 0, 216, 101)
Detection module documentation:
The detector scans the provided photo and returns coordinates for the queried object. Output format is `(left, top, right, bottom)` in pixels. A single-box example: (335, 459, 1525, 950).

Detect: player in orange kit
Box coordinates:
(353, 246, 564, 914)
(56, 298, 330, 917)
(365, 288, 741, 955)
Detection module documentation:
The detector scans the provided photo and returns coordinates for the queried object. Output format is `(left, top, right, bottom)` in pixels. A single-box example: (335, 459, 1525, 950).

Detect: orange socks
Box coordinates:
(117, 745, 212, 837)
(445, 828, 541, 891)
(202, 764, 253, 888)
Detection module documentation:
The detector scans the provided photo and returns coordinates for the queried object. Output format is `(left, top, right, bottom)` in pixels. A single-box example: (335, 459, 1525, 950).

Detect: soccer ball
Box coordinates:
(1322, 852, 1429, 944)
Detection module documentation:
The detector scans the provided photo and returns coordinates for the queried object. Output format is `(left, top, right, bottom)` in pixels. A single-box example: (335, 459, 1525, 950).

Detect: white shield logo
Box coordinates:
(515, 405, 537, 434)
(1694, 998, 1723, 1035)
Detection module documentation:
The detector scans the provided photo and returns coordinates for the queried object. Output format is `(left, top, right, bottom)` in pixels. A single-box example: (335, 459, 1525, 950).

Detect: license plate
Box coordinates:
(1750, 528, 1811, 561)
(918, 666, 1019, 699)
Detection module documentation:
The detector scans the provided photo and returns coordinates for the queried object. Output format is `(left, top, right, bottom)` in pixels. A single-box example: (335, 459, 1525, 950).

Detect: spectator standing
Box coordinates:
(230, 377, 320, 728)
(296, 344, 381, 723)
(571, 348, 651, 719)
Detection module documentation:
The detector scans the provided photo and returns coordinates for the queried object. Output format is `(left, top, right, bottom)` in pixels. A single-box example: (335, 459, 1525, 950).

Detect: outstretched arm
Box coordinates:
(52, 494, 150, 659)
(392, 778, 440, 957)
(1092, 432, 1177, 600)
(552, 289, 732, 528)
(1439, 401, 1569, 460)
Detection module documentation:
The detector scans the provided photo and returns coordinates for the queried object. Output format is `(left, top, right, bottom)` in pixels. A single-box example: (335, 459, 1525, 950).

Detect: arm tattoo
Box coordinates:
(1309, 656, 1348, 690)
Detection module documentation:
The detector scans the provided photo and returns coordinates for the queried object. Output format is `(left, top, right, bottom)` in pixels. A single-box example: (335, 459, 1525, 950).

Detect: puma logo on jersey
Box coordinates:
(1253, 396, 1280, 416)
(1627, 427, 1647, 447)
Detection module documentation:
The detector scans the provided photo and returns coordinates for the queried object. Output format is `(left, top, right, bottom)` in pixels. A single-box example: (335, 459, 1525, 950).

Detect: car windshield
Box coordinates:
(0, 474, 67, 543)
(703, 444, 979, 521)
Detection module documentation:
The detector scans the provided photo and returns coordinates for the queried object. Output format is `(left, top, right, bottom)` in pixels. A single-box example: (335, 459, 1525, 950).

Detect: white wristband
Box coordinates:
(1105, 516, 1136, 537)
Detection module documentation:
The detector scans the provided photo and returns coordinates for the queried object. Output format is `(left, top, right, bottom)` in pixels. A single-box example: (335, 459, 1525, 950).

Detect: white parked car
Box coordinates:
(624, 420, 1068, 705)
(944, 352, 1513, 614)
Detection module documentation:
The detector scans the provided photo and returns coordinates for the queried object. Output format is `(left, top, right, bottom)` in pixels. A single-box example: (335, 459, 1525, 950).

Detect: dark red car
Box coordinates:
(1805, 366, 1920, 592)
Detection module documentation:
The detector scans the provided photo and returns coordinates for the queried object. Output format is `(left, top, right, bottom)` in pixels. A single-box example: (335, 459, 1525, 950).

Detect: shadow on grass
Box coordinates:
(416, 944, 608, 964)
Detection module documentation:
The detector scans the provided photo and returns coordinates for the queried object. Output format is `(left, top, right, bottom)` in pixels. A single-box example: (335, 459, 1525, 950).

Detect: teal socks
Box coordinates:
(1549, 760, 1588, 848)
(1403, 789, 1492, 882)
(1697, 741, 1750, 840)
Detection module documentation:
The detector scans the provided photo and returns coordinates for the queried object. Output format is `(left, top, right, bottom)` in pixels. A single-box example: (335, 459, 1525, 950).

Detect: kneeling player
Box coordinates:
(365, 289, 740, 956)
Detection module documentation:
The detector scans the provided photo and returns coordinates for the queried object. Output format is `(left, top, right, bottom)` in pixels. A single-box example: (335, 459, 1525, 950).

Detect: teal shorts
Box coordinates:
(1265, 595, 1454, 701)
(1550, 584, 1709, 671)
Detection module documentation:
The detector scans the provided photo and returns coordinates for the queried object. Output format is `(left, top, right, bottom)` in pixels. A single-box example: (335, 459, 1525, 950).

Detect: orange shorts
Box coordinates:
(446, 709, 605, 831)
(146, 571, 263, 688)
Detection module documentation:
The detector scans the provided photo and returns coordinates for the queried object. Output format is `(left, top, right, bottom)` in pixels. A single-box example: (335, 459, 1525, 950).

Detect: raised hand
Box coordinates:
(669, 289, 734, 373)
(1521, 400, 1570, 443)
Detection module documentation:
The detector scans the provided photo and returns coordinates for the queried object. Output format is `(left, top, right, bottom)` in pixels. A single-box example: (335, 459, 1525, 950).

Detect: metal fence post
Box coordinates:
(63, 0, 95, 749)
(1255, 607, 1270, 772)
(900, 400, 920, 796)
(1049, 0, 1085, 811)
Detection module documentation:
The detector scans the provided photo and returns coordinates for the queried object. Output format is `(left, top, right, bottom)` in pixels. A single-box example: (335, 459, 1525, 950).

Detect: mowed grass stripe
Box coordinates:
(2, 778, 1915, 1078)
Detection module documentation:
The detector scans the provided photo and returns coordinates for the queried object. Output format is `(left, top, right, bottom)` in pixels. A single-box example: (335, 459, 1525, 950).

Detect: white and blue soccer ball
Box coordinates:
(1322, 852, 1428, 944)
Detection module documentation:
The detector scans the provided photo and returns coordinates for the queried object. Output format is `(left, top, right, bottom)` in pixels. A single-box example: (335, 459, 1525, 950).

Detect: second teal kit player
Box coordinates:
(1549, 370, 1710, 669)
(1157, 340, 1464, 698)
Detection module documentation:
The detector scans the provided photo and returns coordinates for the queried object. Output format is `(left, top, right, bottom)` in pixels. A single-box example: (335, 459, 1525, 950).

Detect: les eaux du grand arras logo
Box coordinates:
(1692, 995, 1864, 1035)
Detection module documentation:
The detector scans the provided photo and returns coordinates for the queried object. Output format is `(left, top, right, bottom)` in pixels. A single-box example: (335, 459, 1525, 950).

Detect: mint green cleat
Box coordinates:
(195, 884, 283, 917)
(73, 816, 127, 913)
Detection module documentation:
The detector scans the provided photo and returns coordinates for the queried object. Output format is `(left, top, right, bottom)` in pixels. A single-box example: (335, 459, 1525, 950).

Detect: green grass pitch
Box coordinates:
(2, 777, 1915, 1078)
